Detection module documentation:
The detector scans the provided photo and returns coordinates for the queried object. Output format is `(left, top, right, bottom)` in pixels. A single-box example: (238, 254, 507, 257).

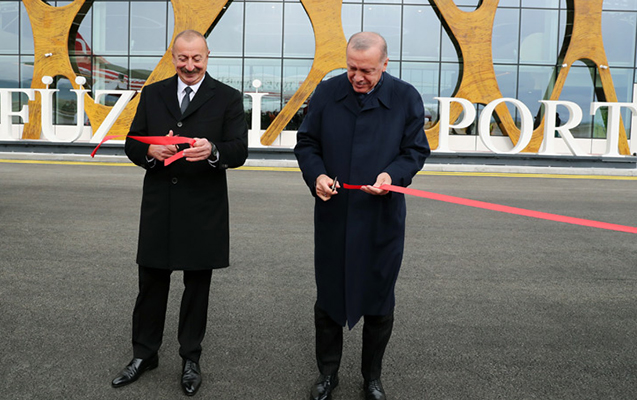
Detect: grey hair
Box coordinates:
(347, 32, 388, 60)
(172, 29, 208, 53)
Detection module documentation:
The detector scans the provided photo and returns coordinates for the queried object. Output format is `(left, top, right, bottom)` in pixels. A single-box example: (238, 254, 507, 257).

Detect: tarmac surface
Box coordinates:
(1, 160, 636, 400)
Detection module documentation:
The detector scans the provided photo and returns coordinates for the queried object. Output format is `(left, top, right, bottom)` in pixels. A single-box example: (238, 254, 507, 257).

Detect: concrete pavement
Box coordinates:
(1, 161, 636, 399)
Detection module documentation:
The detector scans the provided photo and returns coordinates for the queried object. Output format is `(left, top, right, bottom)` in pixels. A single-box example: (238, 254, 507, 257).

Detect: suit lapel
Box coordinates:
(159, 75, 181, 121)
(181, 74, 216, 119)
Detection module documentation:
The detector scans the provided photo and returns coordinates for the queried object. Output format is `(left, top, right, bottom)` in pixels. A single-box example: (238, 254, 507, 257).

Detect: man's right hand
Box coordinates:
(147, 130, 178, 161)
(316, 174, 339, 201)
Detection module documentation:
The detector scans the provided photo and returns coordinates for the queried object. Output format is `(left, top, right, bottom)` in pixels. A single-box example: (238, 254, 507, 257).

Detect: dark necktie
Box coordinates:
(180, 86, 193, 114)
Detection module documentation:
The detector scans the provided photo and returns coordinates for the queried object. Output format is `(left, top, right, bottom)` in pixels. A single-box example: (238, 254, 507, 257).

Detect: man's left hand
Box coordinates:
(183, 138, 212, 162)
(361, 172, 391, 196)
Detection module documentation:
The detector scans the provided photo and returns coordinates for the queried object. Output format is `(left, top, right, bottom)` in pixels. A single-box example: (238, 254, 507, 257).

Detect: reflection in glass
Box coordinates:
(53, 77, 81, 125)
(0, 55, 19, 88)
(283, 59, 312, 129)
(441, 24, 460, 63)
(402, 6, 440, 62)
(209, 2, 243, 57)
(401, 62, 439, 126)
(245, 58, 282, 129)
(245, 3, 282, 57)
(520, 9, 558, 64)
(93, 2, 129, 56)
(440, 62, 460, 98)
(207, 58, 243, 92)
(342, 4, 362, 41)
(492, 8, 519, 64)
(20, 55, 33, 88)
(284, 3, 314, 58)
(602, 11, 636, 67)
(593, 67, 633, 138)
(559, 62, 595, 138)
(130, 2, 167, 56)
(130, 57, 162, 90)
(363, 5, 401, 59)
(604, 0, 637, 11)
(386, 61, 399, 77)
(93, 55, 128, 106)
(0, 4, 18, 54)
(494, 64, 519, 125)
(517, 65, 554, 123)
(20, 2, 33, 54)
(521, 0, 560, 8)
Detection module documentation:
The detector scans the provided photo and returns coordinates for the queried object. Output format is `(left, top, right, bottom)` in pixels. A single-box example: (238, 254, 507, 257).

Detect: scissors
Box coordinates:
(331, 176, 338, 192)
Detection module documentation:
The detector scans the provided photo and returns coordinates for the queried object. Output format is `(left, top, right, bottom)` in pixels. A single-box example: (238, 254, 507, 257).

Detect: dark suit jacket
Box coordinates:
(294, 72, 430, 328)
(125, 73, 248, 270)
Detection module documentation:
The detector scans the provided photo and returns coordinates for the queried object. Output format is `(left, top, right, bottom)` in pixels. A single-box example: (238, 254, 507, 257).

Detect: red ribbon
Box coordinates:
(91, 135, 196, 166)
(342, 183, 637, 234)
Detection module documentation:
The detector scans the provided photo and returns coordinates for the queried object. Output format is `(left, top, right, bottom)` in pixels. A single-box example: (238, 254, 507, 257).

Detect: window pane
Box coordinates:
(53, 77, 77, 125)
(518, 65, 554, 120)
(207, 57, 243, 91)
(130, 2, 167, 56)
(283, 59, 312, 129)
(402, 6, 440, 62)
(130, 57, 161, 90)
(93, 2, 129, 56)
(244, 58, 282, 129)
(494, 64, 519, 122)
(245, 3, 282, 57)
(440, 62, 460, 98)
(401, 62, 439, 126)
(560, 62, 595, 138)
(0, 4, 18, 54)
(342, 4, 362, 41)
(521, 0, 559, 8)
(492, 8, 519, 64)
(602, 11, 636, 67)
(520, 9, 558, 64)
(93, 55, 128, 96)
(20, 55, 33, 88)
(0, 55, 19, 88)
(284, 3, 314, 58)
(20, 2, 33, 54)
(593, 67, 633, 138)
(363, 5, 401, 59)
(208, 2, 243, 57)
(604, 0, 637, 11)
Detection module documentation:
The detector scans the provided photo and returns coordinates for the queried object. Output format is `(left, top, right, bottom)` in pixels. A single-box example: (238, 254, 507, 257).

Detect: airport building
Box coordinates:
(2, 0, 637, 161)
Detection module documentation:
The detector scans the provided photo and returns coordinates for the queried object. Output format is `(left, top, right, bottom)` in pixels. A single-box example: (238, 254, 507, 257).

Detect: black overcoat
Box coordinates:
(294, 72, 430, 328)
(125, 73, 248, 271)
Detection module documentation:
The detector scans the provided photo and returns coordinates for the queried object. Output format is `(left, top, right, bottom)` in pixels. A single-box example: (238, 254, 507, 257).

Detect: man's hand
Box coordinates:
(146, 130, 178, 161)
(316, 174, 339, 201)
(361, 172, 391, 196)
(183, 138, 212, 162)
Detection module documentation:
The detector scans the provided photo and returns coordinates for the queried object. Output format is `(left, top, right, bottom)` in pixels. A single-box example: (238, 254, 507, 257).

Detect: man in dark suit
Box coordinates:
(111, 29, 247, 396)
(294, 32, 430, 400)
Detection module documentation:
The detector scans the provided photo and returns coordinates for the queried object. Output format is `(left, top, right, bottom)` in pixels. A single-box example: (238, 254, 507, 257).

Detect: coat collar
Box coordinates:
(160, 73, 217, 120)
(334, 72, 393, 115)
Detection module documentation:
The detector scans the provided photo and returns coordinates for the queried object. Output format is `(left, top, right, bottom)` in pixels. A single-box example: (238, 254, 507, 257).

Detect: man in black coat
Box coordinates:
(294, 32, 430, 400)
(111, 29, 247, 396)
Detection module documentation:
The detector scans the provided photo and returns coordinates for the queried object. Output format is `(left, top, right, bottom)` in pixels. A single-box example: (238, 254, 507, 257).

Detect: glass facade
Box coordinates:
(3, 0, 637, 138)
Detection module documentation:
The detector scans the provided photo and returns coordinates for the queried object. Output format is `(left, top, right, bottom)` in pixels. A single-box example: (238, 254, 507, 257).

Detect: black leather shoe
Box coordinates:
(111, 355, 159, 388)
(310, 374, 339, 400)
(364, 379, 386, 400)
(181, 359, 202, 396)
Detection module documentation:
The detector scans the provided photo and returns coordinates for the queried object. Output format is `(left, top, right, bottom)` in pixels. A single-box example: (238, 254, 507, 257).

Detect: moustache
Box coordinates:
(180, 67, 200, 74)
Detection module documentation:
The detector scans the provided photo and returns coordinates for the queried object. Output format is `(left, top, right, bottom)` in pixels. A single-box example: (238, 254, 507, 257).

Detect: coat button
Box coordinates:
(177, 121, 183, 127)
(171, 177, 178, 184)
